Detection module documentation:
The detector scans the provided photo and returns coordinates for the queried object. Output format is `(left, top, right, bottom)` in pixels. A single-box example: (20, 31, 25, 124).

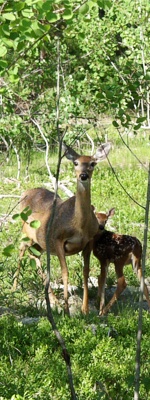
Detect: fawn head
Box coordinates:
(95, 208, 115, 230)
(62, 142, 111, 182)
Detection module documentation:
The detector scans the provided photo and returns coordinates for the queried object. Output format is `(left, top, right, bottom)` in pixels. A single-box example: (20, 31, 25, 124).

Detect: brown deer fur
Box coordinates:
(93, 209, 150, 315)
(13, 142, 111, 314)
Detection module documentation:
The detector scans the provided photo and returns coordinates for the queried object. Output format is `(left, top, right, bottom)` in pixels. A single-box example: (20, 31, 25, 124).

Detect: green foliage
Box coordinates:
(0, 311, 150, 399)
(3, 244, 15, 257)
(0, 0, 150, 152)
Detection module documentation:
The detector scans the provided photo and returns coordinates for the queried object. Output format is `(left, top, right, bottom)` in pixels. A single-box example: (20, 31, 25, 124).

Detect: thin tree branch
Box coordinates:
(117, 128, 148, 171)
(134, 162, 150, 400)
(31, 118, 56, 189)
(0, 195, 20, 198)
(105, 154, 146, 210)
(9, 139, 21, 184)
(85, 132, 94, 155)
(45, 38, 77, 400)
(30, 118, 73, 196)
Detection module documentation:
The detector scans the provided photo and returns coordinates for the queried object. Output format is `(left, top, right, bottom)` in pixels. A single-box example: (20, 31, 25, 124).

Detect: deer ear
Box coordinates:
(62, 142, 80, 161)
(93, 142, 111, 162)
(91, 204, 95, 212)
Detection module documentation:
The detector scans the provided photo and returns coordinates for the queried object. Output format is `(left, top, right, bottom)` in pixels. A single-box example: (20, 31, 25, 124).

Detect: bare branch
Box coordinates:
(105, 154, 146, 210)
(31, 118, 56, 189)
(45, 38, 77, 400)
(0, 195, 20, 198)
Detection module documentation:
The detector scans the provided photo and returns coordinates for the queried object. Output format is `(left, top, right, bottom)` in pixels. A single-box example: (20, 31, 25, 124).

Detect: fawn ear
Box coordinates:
(93, 142, 111, 162)
(62, 142, 80, 161)
(107, 208, 115, 217)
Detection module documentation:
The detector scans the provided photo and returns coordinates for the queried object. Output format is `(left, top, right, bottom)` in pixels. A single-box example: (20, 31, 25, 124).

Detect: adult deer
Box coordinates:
(93, 209, 150, 315)
(13, 142, 111, 314)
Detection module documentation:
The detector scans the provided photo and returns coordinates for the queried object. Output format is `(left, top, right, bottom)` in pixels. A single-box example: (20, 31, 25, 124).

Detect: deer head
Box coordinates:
(62, 142, 112, 182)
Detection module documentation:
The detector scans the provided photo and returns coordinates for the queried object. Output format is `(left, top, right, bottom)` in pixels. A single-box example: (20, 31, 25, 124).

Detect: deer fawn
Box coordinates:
(93, 208, 150, 315)
(13, 142, 111, 314)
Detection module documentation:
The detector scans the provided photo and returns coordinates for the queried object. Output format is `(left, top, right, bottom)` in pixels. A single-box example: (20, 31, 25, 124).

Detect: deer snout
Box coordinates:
(80, 173, 89, 181)
(99, 224, 105, 231)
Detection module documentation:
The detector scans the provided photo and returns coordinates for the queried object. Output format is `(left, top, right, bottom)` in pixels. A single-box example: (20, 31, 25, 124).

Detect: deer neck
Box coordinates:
(74, 179, 92, 226)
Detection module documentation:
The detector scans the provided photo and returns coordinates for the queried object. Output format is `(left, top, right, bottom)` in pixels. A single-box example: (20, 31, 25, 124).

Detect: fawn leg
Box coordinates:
(98, 262, 108, 316)
(102, 264, 127, 315)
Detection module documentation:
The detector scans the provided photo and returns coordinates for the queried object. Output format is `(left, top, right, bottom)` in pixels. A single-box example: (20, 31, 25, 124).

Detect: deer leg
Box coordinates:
(29, 252, 58, 306)
(135, 262, 150, 309)
(12, 241, 29, 290)
(98, 262, 108, 316)
(102, 264, 127, 315)
(82, 242, 92, 314)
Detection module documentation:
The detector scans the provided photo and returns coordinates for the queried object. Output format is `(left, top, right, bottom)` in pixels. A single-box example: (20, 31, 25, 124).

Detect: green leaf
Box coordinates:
(30, 258, 37, 269)
(112, 120, 119, 128)
(21, 18, 32, 29)
(46, 11, 58, 22)
(30, 220, 41, 229)
(30, 246, 41, 256)
(97, 0, 103, 6)
(0, 60, 7, 69)
(12, 213, 20, 220)
(27, 210, 33, 218)
(136, 117, 146, 123)
(20, 212, 28, 222)
(42, 1, 53, 11)
(31, 21, 45, 36)
(144, 73, 150, 81)
(2, 24, 10, 36)
(3, 244, 15, 257)
(22, 206, 31, 212)
(22, 237, 30, 242)
(79, 3, 89, 15)
(26, 0, 41, 4)
(21, 9, 34, 18)
(134, 124, 141, 130)
(13, 2, 25, 11)
(104, 0, 112, 8)
(63, 8, 73, 20)
(2, 38, 14, 48)
(21, 207, 32, 218)
(0, 45, 7, 57)
(97, 0, 111, 7)
(2, 13, 16, 21)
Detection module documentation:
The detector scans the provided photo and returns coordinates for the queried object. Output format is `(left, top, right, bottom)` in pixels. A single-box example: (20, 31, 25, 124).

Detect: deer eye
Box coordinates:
(73, 160, 78, 166)
(90, 161, 96, 168)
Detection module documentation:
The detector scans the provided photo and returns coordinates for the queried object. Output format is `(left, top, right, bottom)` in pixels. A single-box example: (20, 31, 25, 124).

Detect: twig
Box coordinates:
(0, 195, 20, 198)
(134, 162, 150, 400)
(85, 132, 94, 155)
(117, 128, 148, 171)
(9, 139, 21, 182)
(31, 118, 56, 189)
(106, 155, 146, 210)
